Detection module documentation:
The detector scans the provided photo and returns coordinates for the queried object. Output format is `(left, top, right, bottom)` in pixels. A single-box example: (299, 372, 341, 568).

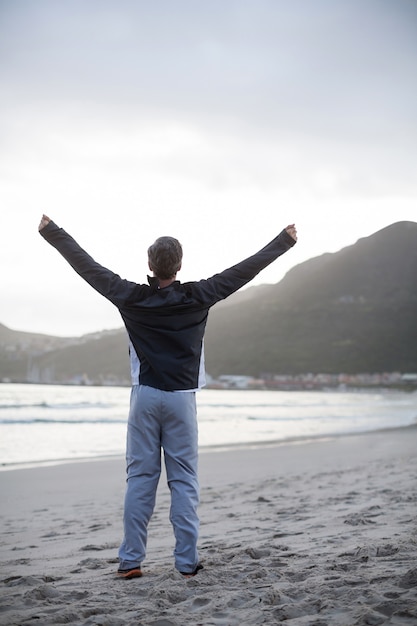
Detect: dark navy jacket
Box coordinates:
(40, 222, 296, 391)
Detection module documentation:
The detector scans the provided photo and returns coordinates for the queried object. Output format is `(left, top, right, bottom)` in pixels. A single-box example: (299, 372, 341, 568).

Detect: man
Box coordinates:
(39, 214, 297, 579)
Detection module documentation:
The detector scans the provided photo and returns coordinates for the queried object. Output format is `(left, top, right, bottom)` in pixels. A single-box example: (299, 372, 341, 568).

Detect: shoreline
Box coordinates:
(1, 426, 417, 624)
(1, 420, 416, 473)
(3, 380, 416, 392)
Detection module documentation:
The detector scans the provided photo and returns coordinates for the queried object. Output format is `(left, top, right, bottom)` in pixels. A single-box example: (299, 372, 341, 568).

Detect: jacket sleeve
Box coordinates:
(39, 221, 139, 307)
(193, 229, 296, 306)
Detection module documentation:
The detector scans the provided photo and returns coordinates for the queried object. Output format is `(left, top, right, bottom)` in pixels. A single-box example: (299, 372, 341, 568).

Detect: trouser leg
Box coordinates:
(161, 391, 200, 573)
(118, 385, 161, 570)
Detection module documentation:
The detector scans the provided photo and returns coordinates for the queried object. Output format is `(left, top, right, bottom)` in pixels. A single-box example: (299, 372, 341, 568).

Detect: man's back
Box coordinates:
(40, 220, 296, 390)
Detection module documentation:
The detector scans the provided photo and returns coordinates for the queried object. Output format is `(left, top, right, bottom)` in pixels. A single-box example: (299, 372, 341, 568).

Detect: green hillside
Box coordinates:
(205, 221, 417, 375)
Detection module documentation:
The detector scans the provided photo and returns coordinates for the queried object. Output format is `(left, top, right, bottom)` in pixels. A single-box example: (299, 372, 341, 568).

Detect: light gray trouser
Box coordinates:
(118, 385, 199, 573)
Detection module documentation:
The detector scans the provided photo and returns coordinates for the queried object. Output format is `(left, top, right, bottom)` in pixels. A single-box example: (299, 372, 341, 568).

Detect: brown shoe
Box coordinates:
(116, 567, 142, 579)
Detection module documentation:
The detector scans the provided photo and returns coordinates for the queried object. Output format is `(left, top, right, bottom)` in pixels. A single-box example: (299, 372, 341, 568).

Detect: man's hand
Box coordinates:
(39, 214, 51, 231)
(285, 224, 297, 242)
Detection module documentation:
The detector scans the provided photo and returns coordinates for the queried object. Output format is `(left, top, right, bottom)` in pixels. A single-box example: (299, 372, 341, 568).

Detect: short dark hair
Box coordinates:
(148, 236, 183, 280)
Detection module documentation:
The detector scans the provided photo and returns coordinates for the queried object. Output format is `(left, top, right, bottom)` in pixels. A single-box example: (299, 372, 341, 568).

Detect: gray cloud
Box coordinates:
(1, 0, 416, 141)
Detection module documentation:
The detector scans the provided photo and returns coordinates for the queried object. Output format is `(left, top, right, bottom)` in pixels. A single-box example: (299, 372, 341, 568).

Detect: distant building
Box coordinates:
(217, 375, 254, 389)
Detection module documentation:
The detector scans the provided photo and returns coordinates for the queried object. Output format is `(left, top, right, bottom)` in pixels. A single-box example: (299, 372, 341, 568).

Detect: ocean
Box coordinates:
(0, 383, 416, 470)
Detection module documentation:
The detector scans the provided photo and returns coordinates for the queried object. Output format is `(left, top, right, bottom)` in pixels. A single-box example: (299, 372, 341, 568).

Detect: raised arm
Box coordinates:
(38, 216, 140, 306)
(193, 224, 297, 306)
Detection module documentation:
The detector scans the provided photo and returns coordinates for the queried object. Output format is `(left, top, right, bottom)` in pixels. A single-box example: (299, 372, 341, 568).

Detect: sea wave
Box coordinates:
(0, 401, 114, 410)
(0, 417, 126, 425)
(1, 384, 415, 468)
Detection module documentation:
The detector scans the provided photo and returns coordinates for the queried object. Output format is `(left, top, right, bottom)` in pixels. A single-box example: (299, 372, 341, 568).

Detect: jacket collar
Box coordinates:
(147, 275, 180, 290)
(147, 275, 159, 287)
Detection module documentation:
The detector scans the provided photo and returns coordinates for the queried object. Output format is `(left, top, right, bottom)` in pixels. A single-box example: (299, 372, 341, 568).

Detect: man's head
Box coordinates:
(148, 236, 183, 280)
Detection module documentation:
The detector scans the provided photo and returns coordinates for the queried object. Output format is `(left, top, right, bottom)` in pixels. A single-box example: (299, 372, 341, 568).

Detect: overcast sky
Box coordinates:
(1, 0, 416, 336)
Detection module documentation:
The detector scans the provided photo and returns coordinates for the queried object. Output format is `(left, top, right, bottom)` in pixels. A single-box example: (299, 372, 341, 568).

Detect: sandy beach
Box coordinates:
(1, 427, 417, 625)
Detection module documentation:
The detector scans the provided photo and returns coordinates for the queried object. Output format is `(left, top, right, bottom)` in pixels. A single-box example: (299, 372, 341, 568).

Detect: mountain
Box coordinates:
(0, 324, 130, 385)
(205, 220, 417, 376)
(1, 221, 416, 384)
